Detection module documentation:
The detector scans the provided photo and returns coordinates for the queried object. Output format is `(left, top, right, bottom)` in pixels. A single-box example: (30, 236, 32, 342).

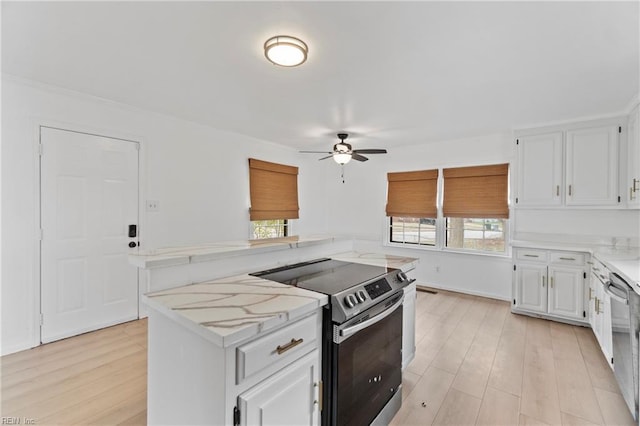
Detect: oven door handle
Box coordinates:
(338, 294, 404, 341)
(604, 280, 629, 305)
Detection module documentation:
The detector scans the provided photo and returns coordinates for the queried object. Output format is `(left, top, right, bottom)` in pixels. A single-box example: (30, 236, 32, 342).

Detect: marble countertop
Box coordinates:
(129, 235, 342, 269)
(143, 273, 328, 348)
(143, 251, 418, 347)
(331, 251, 419, 272)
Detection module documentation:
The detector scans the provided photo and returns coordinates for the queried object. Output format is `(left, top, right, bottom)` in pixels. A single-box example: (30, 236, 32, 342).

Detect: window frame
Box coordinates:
(250, 219, 290, 240)
(384, 164, 511, 257)
(389, 216, 437, 247)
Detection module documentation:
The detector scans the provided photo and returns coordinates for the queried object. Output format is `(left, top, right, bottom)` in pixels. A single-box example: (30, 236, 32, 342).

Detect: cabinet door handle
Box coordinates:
(556, 185, 560, 196)
(631, 187, 635, 201)
(276, 338, 304, 355)
(588, 287, 593, 300)
(550, 276, 554, 288)
(524, 254, 539, 258)
(568, 184, 572, 196)
(542, 276, 546, 287)
(634, 178, 640, 192)
(559, 257, 576, 261)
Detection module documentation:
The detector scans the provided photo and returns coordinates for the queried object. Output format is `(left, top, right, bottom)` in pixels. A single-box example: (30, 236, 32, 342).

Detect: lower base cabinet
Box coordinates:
(238, 351, 319, 426)
(402, 281, 417, 370)
(513, 248, 587, 322)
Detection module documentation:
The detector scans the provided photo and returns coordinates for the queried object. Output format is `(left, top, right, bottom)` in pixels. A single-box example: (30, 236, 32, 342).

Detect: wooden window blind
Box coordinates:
(248, 158, 299, 221)
(386, 169, 438, 217)
(442, 163, 509, 218)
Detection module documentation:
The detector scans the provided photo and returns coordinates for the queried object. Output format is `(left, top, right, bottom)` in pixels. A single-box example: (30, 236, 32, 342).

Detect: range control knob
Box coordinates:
(356, 290, 367, 303)
(344, 294, 357, 308)
(397, 271, 408, 283)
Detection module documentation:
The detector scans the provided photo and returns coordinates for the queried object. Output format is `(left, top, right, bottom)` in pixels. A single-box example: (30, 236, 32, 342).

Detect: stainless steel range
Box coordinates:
(251, 258, 413, 426)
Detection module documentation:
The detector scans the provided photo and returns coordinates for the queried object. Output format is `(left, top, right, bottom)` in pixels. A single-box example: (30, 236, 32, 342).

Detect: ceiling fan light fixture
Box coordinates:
(264, 35, 308, 67)
(333, 152, 352, 165)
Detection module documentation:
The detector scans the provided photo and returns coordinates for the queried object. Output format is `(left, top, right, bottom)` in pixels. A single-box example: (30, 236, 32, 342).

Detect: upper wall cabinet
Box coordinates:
(516, 132, 563, 206)
(627, 104, 640, 208)
(565, 125, 619, 206)
(515, 120, 623, 208)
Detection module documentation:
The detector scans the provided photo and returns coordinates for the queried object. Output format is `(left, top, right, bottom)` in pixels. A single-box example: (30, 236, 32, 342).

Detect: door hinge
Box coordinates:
(611, 357, 614, 365)
(619, 126, 622, 133)
(233, 406, 240, 426)
(516, 139, 519, 145)
(617, 196, 621, 203)
(513, 298, 516, 305)
(583, 310, 586, 318)
(513, 265, 516, 271)
(515, 197, 519, 204)
(583, 272, 587, 279)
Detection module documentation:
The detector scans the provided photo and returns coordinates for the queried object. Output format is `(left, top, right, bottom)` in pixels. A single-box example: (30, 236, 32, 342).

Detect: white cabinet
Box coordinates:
(146, 308, 322, 426)
(402, 281, 416, 370)
(515, 121, 622, 208)
(516, 132, 563, 206)
(513, 248, 587, 322)
(589, 258, 613, 366)
(565, 125, 619, 206)
(627, 104, 640, 207)
(514, 263, 548, 313)
(238, 351, 319, 426)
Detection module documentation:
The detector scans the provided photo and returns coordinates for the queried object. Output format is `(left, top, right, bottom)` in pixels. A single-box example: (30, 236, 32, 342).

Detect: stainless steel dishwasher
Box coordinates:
(606, 272, 640, 421)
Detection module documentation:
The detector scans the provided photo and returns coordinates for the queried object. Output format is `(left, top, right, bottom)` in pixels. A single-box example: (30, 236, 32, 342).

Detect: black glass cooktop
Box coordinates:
(250, 258, 390, 296)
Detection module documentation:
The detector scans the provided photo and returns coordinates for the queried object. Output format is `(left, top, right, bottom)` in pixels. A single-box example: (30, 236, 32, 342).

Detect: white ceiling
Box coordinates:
(2, 1, 638, 151)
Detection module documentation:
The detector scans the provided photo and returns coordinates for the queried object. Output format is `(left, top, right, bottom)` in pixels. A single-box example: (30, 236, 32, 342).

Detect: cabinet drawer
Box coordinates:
(549, 252, 585, 266)
(236, 313, 317, 384)
(515, 249, 547, 262)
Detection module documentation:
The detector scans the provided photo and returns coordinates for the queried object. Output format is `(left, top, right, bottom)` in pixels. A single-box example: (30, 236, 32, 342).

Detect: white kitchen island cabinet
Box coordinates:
(513, 247, 587, 323)
(144, 274, 327, 426)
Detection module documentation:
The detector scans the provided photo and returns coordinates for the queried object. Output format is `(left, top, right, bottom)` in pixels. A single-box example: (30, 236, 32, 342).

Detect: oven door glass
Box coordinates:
(335, 304, 402, 426)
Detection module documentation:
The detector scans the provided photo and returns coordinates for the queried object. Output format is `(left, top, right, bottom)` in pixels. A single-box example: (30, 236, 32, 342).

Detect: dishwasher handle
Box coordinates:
(604, 273, 630, 305)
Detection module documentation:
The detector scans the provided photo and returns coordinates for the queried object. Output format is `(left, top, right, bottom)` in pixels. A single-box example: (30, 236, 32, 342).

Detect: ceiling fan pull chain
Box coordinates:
(341, 164, 345, 183)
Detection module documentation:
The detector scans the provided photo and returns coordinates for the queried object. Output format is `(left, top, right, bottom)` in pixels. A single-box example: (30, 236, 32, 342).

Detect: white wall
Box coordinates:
(1, 76, 329, 354)
(324, 131, 639, 300)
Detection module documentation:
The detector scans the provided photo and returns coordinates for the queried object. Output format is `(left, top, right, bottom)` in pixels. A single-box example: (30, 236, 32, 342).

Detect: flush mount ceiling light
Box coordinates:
(264, 35, 308, 67)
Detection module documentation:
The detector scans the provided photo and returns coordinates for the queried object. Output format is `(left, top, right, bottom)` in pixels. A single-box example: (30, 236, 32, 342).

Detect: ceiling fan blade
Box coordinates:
(351, 153, 369, 162)
(300, 150, 333, 154)
(318, 155, 334, 160)
(352, 149, 387, 154)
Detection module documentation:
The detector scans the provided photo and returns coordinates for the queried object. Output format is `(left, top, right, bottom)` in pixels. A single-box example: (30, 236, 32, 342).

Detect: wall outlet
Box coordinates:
(146, 200, 160, 212)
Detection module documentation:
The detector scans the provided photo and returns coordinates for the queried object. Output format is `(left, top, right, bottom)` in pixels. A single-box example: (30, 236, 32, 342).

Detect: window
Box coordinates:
(443, 164, 509, 253)
(248, 158, 299, 239)
(390, 217, 436, 246)
(446, 218, 506, 252)
(251, 219, 288, 239)
(386, 169, 438, 246)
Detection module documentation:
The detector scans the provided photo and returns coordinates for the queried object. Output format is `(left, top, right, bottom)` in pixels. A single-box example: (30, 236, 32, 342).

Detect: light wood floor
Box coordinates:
(391, 289, 636, 426)
(1, 290, 636, 425)
(1, 319, 147, 425)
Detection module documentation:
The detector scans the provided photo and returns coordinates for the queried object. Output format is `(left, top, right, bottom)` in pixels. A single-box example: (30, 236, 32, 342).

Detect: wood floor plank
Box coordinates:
(451, 331, 500, 398)
(487, 328, 526, 397)
(403, 366, 455, 425)
(593, 387, 636, 426)
(475, 386, 520, 426)
(432, 388, 482, 425)
(520, 343, 562, 425)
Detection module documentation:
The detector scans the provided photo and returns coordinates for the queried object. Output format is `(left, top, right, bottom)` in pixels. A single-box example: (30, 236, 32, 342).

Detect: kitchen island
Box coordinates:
(139, 245, 418, 425)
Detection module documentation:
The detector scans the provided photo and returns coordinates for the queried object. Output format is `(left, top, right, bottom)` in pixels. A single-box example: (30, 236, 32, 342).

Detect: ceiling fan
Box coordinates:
(300, 133, 387, 165)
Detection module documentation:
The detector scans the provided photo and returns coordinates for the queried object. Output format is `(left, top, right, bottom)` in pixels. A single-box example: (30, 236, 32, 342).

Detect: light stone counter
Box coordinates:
(331, 251, 419, 272)
(143, 273, 327, 347)
(130, 235, 343, 269)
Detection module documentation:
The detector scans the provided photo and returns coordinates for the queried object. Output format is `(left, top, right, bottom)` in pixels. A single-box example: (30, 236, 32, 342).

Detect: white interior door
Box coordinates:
(40, 127, 139, 343)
